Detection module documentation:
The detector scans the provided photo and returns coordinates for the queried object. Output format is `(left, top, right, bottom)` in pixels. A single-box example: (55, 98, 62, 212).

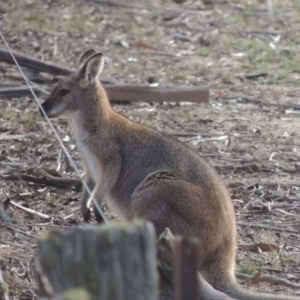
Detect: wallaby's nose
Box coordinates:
(39, 104, 46, 117)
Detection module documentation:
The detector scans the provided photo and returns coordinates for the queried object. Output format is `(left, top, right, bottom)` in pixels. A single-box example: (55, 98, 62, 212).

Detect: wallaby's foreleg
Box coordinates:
(81, 175, 95, 222)
(92, 198, 105, 223)
(81, 176, 105, 223)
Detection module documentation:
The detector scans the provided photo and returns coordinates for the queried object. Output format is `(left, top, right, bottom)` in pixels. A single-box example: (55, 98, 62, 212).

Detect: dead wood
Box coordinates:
(92, 0, 149, 10)
(105, 84, 209, 103)
(0, 173, 82, 191)
(236, 222, 300, 234)
(0, 85, 43, 98)
(236, 272, 300, 289)
(37, 221, 158, 300)
(215, 163, 263, 173)
(0, 48, 72, 75)
(9, 201, 50, 220)
(0, 48, 119, 84)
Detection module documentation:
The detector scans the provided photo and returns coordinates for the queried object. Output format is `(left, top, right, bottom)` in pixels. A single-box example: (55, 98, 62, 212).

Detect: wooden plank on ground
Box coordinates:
(0, 86, 42, 98)
(106, 85, 209, 103)
(0, 49, 209, 103)
(0, 84, 210, 103)
(0, 48, 118, 84)
(0, 48, 72, 75)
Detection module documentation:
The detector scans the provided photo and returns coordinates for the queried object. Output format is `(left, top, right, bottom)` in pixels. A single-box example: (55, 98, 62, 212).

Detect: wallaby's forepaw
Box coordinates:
(82, 207, 91, 223)
(93, 203, 105, 224)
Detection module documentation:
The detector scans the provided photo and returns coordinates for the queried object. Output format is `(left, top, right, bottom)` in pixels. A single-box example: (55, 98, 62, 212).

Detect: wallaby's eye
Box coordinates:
(59, 89, 69, 97)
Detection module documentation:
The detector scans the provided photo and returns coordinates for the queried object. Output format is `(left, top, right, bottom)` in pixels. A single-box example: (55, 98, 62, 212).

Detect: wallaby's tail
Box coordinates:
(217, 277, 300, 300)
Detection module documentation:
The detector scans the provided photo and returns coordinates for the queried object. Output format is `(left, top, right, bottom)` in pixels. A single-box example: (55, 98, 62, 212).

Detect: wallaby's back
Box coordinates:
(40, 49, 300, 300)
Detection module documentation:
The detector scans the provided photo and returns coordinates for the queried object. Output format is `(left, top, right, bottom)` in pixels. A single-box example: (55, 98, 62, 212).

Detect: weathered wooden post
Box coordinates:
(36, 221, 159, 300)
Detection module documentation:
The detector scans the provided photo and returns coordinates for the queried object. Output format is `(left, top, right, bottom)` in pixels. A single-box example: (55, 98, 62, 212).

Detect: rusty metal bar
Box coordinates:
(174, 236, 200, 300)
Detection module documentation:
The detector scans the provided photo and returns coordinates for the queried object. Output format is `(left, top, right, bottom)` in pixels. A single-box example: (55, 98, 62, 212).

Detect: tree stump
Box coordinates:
(36, 221, 158, 300)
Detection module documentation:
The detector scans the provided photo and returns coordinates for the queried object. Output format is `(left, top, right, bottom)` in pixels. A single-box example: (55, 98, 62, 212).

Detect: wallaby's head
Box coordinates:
(40, 49, 105, 118)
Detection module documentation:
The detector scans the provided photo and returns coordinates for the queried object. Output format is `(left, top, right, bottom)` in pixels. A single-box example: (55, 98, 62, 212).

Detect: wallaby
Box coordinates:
(40, 49, 300, 300)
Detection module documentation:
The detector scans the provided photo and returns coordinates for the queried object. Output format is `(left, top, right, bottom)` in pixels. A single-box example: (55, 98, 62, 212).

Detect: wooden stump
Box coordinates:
(36, 221, 158, 300)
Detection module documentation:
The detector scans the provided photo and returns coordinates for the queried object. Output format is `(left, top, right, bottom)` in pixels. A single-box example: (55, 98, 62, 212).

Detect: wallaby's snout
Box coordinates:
(39, 99, 52, 118)
(39, 49, 104, 120)
(39, 95, 62, 118)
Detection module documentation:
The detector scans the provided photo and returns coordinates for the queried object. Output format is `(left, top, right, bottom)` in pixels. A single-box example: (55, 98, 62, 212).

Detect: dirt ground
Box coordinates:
(0, 0, 300, 299)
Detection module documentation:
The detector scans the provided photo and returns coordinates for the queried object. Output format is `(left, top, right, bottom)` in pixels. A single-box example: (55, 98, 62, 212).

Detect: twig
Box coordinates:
(236, 222, 299, 234)
(0, 173, 82, 191)
(9, 201, 50, 220)
(243, 30, 279, 36)
(237, 72, 268, 80)
(0, 266, 9, 300)
(92, 0, 149, 10)
(236, 272, 300, 289)
(0, 133, 34, 141)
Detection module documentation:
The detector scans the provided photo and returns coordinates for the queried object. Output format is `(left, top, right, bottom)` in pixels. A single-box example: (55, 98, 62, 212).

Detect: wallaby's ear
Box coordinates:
(78, 49, 96, 67)
(79, 53, 104, 89)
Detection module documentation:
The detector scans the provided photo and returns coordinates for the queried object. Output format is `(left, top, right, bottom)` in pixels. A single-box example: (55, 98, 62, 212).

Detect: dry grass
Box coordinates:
(0, 0, 300, 298)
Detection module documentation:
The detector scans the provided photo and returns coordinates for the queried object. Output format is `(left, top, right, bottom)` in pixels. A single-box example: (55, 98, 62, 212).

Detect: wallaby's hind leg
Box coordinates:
(81, 176, 95, 222)
(92, 201, 105, 223)
(128, 171, 237, 297)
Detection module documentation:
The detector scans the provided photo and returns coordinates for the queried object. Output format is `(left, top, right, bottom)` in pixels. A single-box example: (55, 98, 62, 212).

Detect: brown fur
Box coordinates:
(40, 50, 300, 300)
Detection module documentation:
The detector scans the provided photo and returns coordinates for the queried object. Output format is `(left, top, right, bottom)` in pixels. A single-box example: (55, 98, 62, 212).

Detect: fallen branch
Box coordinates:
(236, 272, 300, 289)
(0, 48, 118, 84)
(215, 163, 263, 173)
(0, 85, 43, 98)
(0, 49, 72, 75)
(0, 173, 82, 191)
(9, 200, 50, 220)
(236, 222, 300, 234)
(92, 0, 150, 10)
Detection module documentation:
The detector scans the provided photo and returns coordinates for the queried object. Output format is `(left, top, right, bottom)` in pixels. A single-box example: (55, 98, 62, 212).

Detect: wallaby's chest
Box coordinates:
(72, 122, 103, 182)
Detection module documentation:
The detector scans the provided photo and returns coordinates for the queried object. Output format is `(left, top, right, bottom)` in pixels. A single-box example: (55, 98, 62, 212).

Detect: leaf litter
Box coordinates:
(0, 0, 300, 298)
